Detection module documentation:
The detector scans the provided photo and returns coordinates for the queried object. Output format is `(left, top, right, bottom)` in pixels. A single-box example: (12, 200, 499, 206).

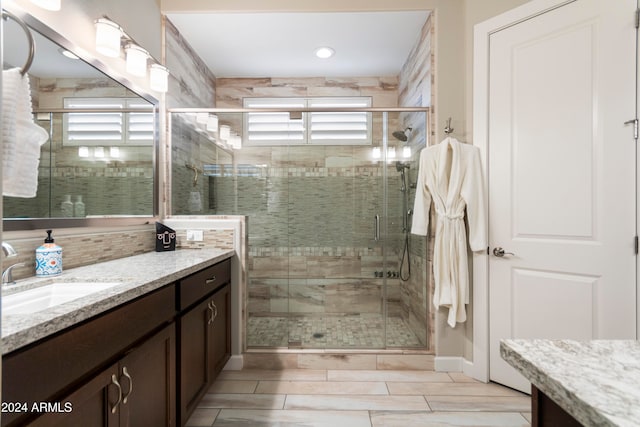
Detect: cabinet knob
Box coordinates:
(110, 374, 122, 414)
(121, 366, 133, 404)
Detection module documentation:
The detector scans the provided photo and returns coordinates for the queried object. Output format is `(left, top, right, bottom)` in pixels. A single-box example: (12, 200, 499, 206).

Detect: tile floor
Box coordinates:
(186, 369, 532, 426)
(247, 316, 424, 348)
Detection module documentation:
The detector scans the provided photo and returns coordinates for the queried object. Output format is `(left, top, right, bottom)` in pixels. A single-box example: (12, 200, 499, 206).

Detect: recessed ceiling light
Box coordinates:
(314, 47, 335, 59)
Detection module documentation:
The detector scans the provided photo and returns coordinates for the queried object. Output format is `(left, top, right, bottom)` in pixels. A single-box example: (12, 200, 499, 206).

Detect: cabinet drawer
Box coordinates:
(178, 258, 230, 310)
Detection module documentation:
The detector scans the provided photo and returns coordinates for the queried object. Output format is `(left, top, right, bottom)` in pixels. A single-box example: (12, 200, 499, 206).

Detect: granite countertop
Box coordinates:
(501, 339, 640, 427)
(1, 248, 234, 355)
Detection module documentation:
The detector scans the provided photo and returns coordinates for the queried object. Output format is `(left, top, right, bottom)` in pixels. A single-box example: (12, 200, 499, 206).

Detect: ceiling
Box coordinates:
(166, 10, 431, 78)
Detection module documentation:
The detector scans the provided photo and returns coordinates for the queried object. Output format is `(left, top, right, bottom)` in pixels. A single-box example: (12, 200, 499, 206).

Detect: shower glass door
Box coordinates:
(284, 113, 386, 348)
(169, 108, 430, 350)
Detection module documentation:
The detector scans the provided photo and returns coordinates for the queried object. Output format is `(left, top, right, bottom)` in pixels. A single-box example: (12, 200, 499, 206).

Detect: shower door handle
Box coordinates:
(374, 215, 380, 241)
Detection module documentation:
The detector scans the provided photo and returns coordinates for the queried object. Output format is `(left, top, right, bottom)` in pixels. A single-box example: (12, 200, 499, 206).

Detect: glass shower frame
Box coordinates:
(168, 107, 431, 351)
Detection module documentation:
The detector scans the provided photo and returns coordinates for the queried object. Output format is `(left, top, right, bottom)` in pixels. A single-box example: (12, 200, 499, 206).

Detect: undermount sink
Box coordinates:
(2, 281, 122, 315)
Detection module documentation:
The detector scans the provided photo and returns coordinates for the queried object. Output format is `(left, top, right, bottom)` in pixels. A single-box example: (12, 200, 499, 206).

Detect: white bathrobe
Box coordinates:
(411, 137, 487, 327)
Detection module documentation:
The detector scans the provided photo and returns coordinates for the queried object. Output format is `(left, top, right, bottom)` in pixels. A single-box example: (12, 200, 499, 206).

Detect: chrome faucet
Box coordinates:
(2, 242, 24, 286)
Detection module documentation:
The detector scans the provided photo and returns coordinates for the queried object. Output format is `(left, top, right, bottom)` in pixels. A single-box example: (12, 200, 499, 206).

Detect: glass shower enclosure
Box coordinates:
(170, 107, 431, 351)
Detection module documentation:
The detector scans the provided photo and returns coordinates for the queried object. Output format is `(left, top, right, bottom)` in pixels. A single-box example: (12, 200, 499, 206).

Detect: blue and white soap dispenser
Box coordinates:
(36, 229, 63, 277)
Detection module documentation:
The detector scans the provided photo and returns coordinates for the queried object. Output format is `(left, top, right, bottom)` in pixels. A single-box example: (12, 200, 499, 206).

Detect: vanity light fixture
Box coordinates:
(229, 133, 242, 150)
(94, 17, 170, 93)
(125, 44, 148, 77)
(149, 64, 169, 93)
(372, 147, 381, 160)
(206, 115, 219, 132)
(110, 147, 120, 158)
(402, 146, 411, 158)
(30, 0, 61, 11)
(219, 125, 231, 140)
(78, 146, 90, 158)
(94, 146, 105, 158)
(314, 46, 335, 59)
(387, 147, 396, 160)
(94, 18, 122, 58)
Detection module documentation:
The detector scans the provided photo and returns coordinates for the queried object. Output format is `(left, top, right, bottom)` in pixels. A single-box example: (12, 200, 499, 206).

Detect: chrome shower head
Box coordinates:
(392, 127, 412, 142)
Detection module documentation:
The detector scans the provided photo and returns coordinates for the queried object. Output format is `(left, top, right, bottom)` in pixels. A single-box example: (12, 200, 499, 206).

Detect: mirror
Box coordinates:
(2, 13, 157, 226)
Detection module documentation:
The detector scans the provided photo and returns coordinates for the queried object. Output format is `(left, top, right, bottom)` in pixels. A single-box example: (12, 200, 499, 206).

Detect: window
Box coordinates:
(63, 98, 154, 146)
(243, 97, 372, 145)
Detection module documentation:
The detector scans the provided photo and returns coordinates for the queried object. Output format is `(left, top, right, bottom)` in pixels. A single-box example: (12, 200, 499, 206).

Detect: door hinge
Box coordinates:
(635, 236, 638, 255)
(635, 8, 640, 29)
(625, 119, 639, 140)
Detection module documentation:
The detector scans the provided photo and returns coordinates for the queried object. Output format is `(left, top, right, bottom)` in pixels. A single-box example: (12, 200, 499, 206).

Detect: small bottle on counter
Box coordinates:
(36, 229, 63, 277)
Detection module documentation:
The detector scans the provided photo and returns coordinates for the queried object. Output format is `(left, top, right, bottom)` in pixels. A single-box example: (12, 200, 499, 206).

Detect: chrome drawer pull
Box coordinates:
(205, 276, 217, 285)
(121, 366, 133, 404)
(110, 374, 122, 414)
(211, 301, 218, 322)
(207, 301, 215, 325)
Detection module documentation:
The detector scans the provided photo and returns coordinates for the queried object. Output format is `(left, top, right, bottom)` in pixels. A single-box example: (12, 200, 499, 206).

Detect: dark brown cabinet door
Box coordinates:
(29, 324, 175, 427)
(178, 297, 212, 426)
(28, 364, 120, 427)
(178, 283, 231, 426)
(119, 324, 176, 427)
(210, 284, 231, 377)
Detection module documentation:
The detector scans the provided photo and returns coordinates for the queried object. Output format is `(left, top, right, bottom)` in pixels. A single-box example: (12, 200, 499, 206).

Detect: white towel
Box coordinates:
(2, 68, 49, 198)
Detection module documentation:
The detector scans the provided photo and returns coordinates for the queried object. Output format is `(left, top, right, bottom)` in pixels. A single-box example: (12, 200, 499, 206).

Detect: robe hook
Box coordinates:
(444, 117, 454, 135)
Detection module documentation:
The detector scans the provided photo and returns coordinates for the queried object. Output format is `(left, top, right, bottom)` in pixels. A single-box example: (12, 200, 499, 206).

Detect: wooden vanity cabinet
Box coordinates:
(177, 259, 231, 426)
(28, 324, 175, 427)
(2, 285, 176, 427)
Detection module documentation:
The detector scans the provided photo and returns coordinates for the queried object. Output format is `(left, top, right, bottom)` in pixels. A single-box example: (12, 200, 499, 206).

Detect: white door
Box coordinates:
(488, 0, 637, 392)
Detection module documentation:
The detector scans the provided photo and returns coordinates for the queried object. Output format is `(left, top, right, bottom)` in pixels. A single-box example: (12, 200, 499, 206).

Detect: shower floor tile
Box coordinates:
(247, 315, 424, 348)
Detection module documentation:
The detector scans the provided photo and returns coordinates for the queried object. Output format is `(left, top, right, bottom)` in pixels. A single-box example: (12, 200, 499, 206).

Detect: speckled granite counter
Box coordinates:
(501, 339, 640, 427)
(2, 248, 234, 355)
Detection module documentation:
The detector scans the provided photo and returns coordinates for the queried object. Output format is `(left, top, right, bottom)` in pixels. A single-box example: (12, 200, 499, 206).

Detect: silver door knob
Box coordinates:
(493, 247, 515, 257)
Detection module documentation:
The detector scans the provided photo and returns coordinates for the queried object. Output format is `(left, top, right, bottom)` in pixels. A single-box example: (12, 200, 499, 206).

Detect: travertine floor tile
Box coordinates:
(370, 411, 531, 427)
(426, 395, 531, 412)
(284, 394, 430, 411)
(448, 372, 480, 383)
(328, 369, 451, 382)
(188, 368, 533, 427)
(217, 369, 327, 381)
(185, 408, 220, 427)
(213, 409, 372, 427)
(256, 380, 389, 395)
(198, 393, 286, 409)
(207, 380, 259, 394)
(387, 381, 525, 397)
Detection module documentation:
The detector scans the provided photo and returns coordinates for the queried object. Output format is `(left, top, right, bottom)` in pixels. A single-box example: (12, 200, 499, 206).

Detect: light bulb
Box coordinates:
(125, 44, 148, 77)
(95, 18, 122, 58)
(219, 125, 231, 140)
(402, 146, 411, 158)
(149, 64, 169, 93)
